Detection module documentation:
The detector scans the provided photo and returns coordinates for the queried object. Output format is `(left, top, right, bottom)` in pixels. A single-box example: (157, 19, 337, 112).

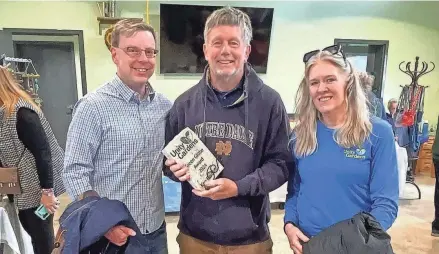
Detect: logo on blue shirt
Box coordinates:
(344, 148, 366, 159)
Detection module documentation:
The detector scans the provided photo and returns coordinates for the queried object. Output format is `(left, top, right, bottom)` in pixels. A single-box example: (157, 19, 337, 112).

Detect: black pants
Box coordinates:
(434, 159, 439, 226)
(18, 207, 54, 254)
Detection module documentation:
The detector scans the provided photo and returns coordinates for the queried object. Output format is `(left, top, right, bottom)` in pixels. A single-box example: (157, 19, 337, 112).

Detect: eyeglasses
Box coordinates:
(116, 46, 159, 58)
(302, 44, 346, 64)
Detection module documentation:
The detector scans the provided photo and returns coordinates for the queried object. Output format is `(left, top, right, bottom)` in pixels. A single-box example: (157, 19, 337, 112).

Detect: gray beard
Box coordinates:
(214, 67, 239, 83)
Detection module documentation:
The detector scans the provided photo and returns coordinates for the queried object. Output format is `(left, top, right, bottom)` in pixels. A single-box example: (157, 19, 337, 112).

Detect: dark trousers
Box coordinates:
(143, 221, 168, 254)
(18, 207, 54, 254)
(434, 159, 439, 226)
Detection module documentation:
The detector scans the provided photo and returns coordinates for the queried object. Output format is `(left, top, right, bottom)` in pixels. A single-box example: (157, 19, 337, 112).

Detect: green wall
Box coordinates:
(1, 1, 438, 127)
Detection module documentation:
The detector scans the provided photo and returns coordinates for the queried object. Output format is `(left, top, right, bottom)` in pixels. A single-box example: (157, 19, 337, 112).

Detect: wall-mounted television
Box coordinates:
(159, 4, 274, 74)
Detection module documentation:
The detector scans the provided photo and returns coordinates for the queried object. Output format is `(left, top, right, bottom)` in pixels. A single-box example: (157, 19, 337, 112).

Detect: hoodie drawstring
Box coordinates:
(244, 88, 249, 147)
(202, 88, 208, 145)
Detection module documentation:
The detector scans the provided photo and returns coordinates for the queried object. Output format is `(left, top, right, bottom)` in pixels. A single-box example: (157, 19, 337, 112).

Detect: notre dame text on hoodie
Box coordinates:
(163, 64, 292, 245)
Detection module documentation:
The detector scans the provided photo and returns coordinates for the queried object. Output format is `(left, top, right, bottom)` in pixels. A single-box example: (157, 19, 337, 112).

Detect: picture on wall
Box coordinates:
(159, 4, 274, 74)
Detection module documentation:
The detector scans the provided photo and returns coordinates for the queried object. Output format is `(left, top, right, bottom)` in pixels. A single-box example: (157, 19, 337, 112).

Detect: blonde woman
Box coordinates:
(283, 45, 398, 254)
(0, 66, 65, 254)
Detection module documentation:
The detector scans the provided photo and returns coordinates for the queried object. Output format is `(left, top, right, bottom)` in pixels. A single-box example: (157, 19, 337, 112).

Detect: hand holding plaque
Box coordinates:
(162, 127, 224, 190)
(192, 178, 238, 200)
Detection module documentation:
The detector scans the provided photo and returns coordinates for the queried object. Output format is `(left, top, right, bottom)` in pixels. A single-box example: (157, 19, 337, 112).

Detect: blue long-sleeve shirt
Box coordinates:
(284, 117, 399, 237)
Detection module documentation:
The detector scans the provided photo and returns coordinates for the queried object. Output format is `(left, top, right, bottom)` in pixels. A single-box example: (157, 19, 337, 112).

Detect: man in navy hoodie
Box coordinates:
(164, 6, 291, 254)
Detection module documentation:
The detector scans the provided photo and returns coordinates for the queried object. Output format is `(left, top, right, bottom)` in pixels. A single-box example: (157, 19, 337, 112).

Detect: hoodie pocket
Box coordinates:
(183, 196, 259, 243)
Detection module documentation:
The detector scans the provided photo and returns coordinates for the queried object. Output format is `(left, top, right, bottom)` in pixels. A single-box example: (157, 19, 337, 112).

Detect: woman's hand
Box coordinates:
(40, 189, 59, 214)
(285, 223, 310, 254)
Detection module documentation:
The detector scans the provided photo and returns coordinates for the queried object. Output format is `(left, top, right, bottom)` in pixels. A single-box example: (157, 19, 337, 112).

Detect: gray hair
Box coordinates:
(357, 71, 375, 92)
(387, 98, 398, 109)
(203, 6, 253, 45)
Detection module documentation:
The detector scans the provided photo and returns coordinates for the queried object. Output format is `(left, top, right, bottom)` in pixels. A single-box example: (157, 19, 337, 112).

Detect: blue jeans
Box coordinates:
(143, 221, 168, 254)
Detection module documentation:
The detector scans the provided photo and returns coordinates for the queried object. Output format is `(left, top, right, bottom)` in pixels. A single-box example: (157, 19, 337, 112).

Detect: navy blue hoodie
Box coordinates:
(164, 63, 292, 245)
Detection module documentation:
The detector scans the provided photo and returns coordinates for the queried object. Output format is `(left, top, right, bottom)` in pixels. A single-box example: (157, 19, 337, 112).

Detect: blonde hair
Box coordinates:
(204, 6, 252, 45)
(105, 25, 114, 51)
(0, 66, 40, 118)
(293, 51, 372, 157)
(110, 19, 156, 47)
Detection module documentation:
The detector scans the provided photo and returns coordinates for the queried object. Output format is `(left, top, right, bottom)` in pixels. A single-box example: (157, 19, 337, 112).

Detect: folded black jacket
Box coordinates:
(303, 212, 394, 254)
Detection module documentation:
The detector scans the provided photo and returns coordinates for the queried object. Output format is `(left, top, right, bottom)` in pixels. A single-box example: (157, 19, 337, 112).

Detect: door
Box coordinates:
(335, 39, 389, 99)
(0, 30, 14, 63)
(15, 42, 78, 150)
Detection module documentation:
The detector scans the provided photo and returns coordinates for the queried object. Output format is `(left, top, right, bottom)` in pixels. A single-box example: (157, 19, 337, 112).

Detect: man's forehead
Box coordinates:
(208, 26, 243, 38)
(119, 31, 155, 46)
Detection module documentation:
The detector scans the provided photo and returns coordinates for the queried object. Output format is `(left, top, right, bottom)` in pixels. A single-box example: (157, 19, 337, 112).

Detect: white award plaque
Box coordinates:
(162, 127, 224, 190)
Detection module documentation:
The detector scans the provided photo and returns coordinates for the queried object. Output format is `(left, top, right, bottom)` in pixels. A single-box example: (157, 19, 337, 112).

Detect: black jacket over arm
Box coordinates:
(303, 212, 394, 254)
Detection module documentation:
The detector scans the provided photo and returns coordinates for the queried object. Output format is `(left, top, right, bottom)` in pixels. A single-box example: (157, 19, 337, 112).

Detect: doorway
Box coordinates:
(0, 28, 86, 150)
(14, 42, 78, 149)
(335, 39, 389, 98)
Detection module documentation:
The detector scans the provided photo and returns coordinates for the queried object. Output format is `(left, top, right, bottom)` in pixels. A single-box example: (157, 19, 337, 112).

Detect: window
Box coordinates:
(347, 55, 368, 72)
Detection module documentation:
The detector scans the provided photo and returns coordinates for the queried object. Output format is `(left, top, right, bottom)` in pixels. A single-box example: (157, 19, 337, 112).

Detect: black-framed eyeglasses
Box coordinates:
(302, 44, 346, 64)
(116, 46, 159, 58)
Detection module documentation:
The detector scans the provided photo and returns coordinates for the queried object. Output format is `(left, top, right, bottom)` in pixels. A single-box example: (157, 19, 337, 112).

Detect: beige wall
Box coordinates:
(0, 1, 438, 127)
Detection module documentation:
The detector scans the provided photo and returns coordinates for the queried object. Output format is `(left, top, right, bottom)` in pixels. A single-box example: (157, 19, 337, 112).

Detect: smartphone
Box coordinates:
(34, 204, 50, 220)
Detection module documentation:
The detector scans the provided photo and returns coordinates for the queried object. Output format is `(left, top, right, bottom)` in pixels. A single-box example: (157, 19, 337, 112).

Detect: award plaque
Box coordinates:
(162, 127, 224, 190)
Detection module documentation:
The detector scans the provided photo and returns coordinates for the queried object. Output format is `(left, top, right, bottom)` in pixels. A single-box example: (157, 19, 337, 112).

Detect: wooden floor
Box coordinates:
(54, 174, 439, 253)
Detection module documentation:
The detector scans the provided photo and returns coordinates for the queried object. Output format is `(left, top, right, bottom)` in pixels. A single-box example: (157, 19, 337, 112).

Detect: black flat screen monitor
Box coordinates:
(159, 4, 274, 74)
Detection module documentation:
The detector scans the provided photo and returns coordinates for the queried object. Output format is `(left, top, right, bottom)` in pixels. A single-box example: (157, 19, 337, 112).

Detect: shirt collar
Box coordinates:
(112, 75, 155, 103)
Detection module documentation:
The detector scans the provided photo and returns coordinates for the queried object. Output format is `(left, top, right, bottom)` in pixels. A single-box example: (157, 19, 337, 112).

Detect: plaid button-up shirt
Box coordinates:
(63, 75, 172, 233)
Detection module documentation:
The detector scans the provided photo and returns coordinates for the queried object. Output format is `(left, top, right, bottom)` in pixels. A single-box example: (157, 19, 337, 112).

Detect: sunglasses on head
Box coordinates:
(302, 44, 346, 64)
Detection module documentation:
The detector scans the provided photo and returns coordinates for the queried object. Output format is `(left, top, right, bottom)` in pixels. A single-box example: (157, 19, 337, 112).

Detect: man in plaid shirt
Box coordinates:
(63, 19, 172, 254)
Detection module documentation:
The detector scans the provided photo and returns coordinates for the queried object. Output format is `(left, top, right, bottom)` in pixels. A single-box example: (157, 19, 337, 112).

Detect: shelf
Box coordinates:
(97, 17, 143, 35)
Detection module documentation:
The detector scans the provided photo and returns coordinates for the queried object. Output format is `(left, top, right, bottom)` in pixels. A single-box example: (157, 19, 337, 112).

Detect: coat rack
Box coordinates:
(397, 56, 434, 124)
(0, 54, 43, 107)
(399, 56, 434, 89)
(397, 56, 435, 200)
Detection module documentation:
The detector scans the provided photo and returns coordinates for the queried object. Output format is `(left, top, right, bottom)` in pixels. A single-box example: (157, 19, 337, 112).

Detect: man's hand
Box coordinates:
(284, 223, 309, 254)
(192, 178, 238, 200)
(104, 225, 136, 246)
(165, 159, 190, 181)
